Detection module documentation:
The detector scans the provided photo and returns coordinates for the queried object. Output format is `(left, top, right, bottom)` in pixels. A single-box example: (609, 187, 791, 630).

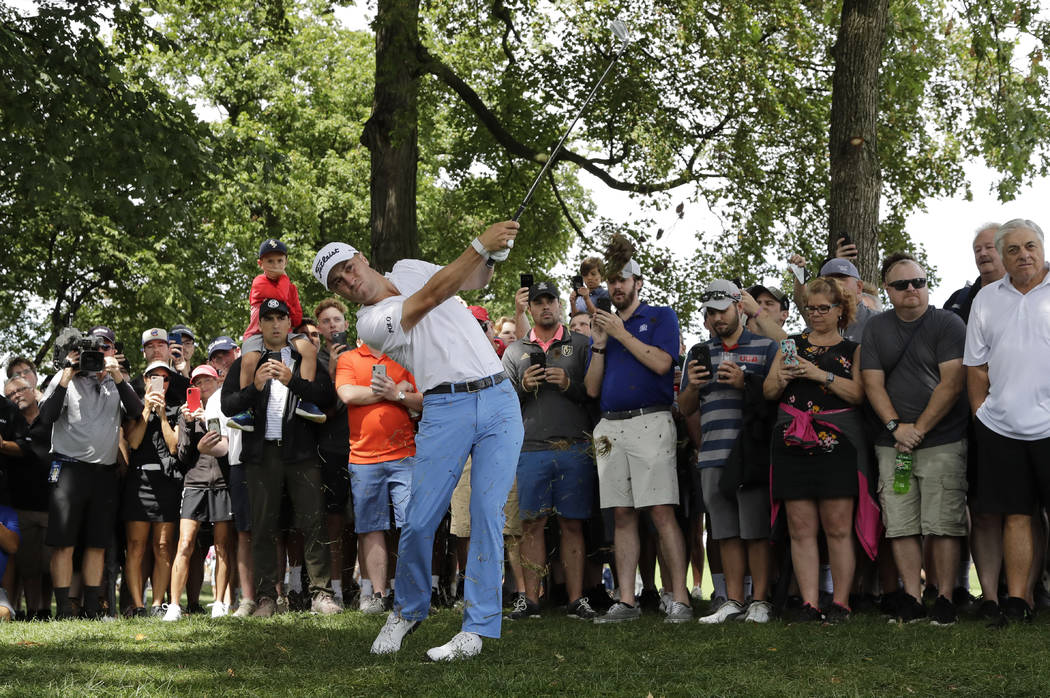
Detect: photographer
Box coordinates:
(37, 326, 143, 620)
(134, 328, 191, 406)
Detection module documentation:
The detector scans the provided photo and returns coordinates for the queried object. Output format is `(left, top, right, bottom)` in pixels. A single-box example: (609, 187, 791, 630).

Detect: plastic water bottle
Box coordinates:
(893, 451, 913, 494)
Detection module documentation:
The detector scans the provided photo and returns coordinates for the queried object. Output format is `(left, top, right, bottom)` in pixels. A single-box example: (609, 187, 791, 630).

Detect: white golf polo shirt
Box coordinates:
(963, 263, 1050, 440)
(356, 259, 504, 392)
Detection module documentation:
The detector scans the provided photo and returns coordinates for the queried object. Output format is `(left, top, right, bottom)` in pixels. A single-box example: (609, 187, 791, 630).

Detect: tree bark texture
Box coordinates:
(361, 0, 421, 273)
(828, 0, 889, 284)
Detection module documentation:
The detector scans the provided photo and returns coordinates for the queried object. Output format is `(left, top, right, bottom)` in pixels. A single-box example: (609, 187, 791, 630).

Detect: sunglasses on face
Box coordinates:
(804, 303, 839, 315)
(887, 277, 927, 291)
(700, 291, 740, 303)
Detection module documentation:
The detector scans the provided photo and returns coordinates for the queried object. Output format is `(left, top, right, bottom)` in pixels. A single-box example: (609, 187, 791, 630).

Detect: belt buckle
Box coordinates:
(466, 378, 485, 393)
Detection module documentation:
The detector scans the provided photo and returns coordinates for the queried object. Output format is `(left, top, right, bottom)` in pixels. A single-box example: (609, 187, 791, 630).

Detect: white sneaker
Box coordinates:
(690, 585, 704, 603)
(162, 604, 183, 622)
(425, 631, 482, 662)
(698, 599, 746, 624)
(210, 601, 228, 618)
(743, 600, 773, 624)
(370, 612, 419, 655)
(360, 592, 386, 615)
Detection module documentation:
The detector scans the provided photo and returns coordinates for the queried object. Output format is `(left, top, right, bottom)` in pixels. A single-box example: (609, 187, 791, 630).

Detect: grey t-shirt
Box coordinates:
(860, 307, 969, 447)
(43, 374, 125, 465)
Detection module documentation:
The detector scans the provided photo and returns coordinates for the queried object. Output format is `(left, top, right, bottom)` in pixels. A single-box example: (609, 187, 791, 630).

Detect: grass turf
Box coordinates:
(2, 606, 1050, 696)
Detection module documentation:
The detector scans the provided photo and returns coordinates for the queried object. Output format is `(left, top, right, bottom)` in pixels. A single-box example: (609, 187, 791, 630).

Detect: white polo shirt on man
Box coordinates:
(356, 260, 504, 392)
(963, 263, 1050, 440)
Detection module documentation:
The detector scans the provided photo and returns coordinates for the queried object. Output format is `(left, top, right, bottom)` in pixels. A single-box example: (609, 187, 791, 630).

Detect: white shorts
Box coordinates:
(593, 411, 678, 509)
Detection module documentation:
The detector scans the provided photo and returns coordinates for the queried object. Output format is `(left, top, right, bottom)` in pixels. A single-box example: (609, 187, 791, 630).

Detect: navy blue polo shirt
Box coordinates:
(598, 302, 680, 412)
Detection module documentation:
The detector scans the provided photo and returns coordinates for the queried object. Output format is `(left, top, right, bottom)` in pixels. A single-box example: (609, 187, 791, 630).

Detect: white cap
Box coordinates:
(614, 258, 642, 279)
(312, 242, 360, 290)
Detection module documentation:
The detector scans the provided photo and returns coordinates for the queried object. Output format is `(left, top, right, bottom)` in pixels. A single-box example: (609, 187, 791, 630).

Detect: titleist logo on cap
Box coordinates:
(315, 247, 342, 276)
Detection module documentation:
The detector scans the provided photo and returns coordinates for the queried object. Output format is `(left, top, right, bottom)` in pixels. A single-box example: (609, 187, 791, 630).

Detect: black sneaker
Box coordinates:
(922, 585, 938, 606)
(637, 588, 662, 613)
(506, 594, 540, 620)
(785, 602, 823, 623)
(930, 596, 957, 626)
(822, 602, 851, 625)
(1002, 596, 1033, 624)
(849, 592, 878, 614)
(149, 604, 167, 618)
(567, 597, 599, 620)
(952, 587, 976, 613)
(879, 589, 905, 617)
(976, 598, 1001, 621)
(893, 595, 927, 623)
(585, 584, 614, 613)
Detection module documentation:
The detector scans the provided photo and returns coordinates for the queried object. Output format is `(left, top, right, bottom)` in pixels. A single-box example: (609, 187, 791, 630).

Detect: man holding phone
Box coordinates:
(679, 280, 779, 623)
(133, 328, 190, 406)
(313, 219, 523, 661)
(220, 298, 341, 617)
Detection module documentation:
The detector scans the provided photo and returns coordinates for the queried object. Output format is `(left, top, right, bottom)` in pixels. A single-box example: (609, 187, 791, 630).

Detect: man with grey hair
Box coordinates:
(964, 218, 1050, 624)
(945, 222, 1005, 322)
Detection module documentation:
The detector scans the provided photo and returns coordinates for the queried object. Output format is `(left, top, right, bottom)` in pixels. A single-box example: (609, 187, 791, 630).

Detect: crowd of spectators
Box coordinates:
(0, 217, 1047, 637)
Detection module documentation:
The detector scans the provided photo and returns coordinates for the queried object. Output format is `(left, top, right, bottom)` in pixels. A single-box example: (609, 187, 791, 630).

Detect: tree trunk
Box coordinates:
(828, 0, 889, 284)
(360, 0, 421, 273)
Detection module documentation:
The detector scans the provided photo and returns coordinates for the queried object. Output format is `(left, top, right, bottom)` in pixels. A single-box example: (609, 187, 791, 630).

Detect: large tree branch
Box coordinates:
(547, 168, 589, 242)
(418, 47, 718, 194)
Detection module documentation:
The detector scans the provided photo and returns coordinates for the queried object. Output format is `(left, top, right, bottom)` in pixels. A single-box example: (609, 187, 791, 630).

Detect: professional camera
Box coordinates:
(54, 327, 106, 373)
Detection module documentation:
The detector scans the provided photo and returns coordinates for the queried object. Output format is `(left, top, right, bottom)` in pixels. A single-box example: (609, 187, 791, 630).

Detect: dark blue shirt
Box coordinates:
(0, 505, 19, 579)
(598, 302, 680, 412)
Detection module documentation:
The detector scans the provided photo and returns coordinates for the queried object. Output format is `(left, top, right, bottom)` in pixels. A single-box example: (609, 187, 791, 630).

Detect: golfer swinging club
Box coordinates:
(313, 221, 524, 661)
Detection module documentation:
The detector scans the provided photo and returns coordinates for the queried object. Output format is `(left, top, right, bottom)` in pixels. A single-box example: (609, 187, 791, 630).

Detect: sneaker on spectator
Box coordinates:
(311, 592, 342, 615)
(361, 592, 386, 615)
(233, 599, 257, 618)
(187, 602, 207, 615)
(976, 598, 1000, 622)
(586, 584, 613, 612)
(930, 596, 957, 626)
(952, 587, 977, 613)
(567, 597, 598, 620)
(149, 604, 167, 618)
(1002, 596, 1033, 624)
(210, 602, 228, 618)
(162, 604, 183, 622)
(822, 602, 851, 625)
(663, 601, 693, 624)
(503, 590, 525, 609)
(275, 595, 290, 614)
(698, 598, 745, 624)
(124, 606, 147, 619)
(294, 400, 327, 423)
(922, 585, 938, 606)
(892, 594, 927, 624)
(252, 596, 277, 618)
(426, 631, 482, 662)
(743, 600, 774, 624)
(371, 612, 420, 655)
(637, 588, 661, 613)
(506, 594, 540, 620)
(785, 602, 823, 623)
(226, 411, 255, 432)
(593, 602, 641, 624)
(879, 589, 904, 617)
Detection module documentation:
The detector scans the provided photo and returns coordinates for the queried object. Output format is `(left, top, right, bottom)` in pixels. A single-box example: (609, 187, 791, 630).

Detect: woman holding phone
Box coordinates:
(763, 277, 877, 624)
(122, 360, 184, 617)
(164, 365, 235, 620)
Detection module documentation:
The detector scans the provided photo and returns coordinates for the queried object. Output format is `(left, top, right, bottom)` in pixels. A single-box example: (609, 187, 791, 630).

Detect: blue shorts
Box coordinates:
(349, 457, 413, 533)
(516, 443, 595, 521)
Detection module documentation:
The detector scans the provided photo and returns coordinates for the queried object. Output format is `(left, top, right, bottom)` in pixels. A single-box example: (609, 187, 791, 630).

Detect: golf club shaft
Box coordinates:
(512, 40, 630, 223)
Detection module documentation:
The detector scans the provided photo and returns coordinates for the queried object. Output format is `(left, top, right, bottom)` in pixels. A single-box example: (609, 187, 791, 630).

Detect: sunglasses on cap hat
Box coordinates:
(700, 290, 740, 303)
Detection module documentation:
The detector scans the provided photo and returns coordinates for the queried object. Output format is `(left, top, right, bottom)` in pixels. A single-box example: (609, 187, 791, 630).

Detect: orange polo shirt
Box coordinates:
(334, 345, 417, 464)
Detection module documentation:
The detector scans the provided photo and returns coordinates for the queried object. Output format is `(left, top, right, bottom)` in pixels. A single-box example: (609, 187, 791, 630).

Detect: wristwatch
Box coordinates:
(397, 391, 406, 402)
(885, 419, 899, 433)
(824, 371, 835, 386)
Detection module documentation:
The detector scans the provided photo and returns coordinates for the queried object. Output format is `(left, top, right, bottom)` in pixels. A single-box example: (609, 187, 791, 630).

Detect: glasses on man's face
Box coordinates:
(887, 277, 927, 292)
(700, 291, 740, 303)
(804, 303, 839, 315)
(5, 386, 30, 399)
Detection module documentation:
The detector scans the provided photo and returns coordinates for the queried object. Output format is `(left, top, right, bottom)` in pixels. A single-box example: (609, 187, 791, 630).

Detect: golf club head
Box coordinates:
(610, 19, 631, 44)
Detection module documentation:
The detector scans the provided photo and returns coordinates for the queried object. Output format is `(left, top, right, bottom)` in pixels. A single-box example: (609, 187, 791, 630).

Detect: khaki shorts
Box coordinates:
(449, 457, 523, 538)
(876, 440, 968, 538)
(593, 411, 678, 509)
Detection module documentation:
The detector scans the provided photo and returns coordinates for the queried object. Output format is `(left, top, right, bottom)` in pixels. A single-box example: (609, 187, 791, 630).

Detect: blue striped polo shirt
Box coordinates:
(682, 329, 777, 469)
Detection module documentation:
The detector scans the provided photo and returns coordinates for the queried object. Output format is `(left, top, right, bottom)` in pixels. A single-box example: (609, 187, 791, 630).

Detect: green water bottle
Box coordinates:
(893, 451, 913, 494)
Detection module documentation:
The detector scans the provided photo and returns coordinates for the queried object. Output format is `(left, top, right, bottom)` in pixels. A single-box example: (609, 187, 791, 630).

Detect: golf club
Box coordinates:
(511, 19, 633, 227)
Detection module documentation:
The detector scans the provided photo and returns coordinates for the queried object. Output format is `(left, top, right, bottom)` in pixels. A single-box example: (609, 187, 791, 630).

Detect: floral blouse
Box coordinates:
(780, 333, 859, 452)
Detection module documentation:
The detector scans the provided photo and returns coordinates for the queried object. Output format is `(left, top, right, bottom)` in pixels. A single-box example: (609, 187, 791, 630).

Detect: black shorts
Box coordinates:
(121, 465, 182, 523)
(973, 419, 1050, 515)
(228, 463, 252, 533)
(180, 487, 235, 523)
(320, 449, 352, 516)
(46, 459, 118, 548)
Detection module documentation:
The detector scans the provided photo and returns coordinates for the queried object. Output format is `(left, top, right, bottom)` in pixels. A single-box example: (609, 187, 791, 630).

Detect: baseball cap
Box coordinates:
(207, 336, 237, 357)
(610, 258, 642, 280)
(143, 360, 173, 377)
(258, 238, 289, 258)
(89, 326, 116, 344)
(527, 281, 559, 303)
(747, 284, 790, 310)
(820, 258, 860, 279)
(259, 298, 290, 317)
(190, 364, 220, 382)
(468, 305, 491, 323)
(312, 242, 360, 290)
(700, 280, 742, 311)
(170, 324, 195, 341)
(141, 328, 167, 347)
